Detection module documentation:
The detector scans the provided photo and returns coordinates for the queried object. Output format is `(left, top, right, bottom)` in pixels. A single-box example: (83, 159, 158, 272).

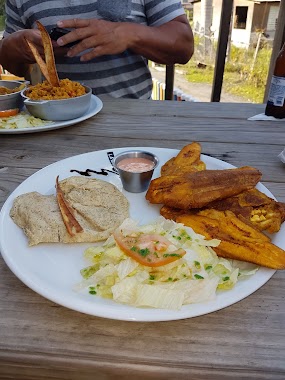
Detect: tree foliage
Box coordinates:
(0, 0, 5, 15)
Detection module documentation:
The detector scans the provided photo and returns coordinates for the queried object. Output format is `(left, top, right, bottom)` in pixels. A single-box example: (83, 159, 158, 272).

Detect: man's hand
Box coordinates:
(56, 18, 130, 62)
(57, 15, 194, 65)
(0, 29, 69, 76)
(2, 29, 44, 64)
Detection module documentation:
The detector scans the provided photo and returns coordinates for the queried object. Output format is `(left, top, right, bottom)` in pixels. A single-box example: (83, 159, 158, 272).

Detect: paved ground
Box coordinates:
(150, 66, 250, 103)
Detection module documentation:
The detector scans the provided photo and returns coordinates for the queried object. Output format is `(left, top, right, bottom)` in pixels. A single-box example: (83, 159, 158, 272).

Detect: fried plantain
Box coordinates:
(161, 142, 206, 176)
(160, 205, 190, 220)
(176, 210, 285, 270)
(146, 166, 262, 209)
(205, 188, 285, 234)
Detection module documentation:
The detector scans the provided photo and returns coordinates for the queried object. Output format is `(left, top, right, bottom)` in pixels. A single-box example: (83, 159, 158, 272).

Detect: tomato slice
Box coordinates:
(0, 108, 19, 118)
(113, 231, 186, 267)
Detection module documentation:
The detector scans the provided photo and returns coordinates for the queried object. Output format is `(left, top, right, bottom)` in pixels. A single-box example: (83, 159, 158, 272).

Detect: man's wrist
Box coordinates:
(118, 22, 146, 51)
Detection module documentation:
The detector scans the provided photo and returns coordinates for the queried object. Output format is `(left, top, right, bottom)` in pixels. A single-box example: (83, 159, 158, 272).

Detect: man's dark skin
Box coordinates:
(0, 15, 194, 78)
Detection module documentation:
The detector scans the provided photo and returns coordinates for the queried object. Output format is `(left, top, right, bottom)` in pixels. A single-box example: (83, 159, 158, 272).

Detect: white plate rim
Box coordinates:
(0, 94, 103, 134)
(0, 147, 280, 322)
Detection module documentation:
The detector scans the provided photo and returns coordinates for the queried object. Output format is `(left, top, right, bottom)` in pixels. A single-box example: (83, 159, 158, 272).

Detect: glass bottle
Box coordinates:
(265, 42, 285, 119)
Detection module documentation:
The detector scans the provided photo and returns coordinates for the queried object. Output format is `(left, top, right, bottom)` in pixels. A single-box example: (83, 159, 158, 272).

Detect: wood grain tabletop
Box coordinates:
(0, 98, 285, 380)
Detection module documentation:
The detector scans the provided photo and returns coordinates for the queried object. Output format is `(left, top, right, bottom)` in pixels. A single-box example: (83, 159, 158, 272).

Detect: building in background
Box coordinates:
(192, 0, 280, 48)
(181, 0, 194, 10)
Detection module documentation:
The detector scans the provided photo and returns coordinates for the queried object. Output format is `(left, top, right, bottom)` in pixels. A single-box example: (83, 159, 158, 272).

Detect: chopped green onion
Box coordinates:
(194, 261, 201, 269)
(89, 286, 97, 295)
(139, 248, 150, 257)
(163, 253, 181, 258)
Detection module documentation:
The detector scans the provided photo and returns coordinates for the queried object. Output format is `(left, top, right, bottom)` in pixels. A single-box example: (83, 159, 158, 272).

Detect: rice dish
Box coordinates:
(25, 78, 86, 100)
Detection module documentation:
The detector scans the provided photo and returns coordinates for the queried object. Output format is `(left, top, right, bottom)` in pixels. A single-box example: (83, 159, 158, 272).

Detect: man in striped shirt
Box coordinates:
(0, 0, 194, 99)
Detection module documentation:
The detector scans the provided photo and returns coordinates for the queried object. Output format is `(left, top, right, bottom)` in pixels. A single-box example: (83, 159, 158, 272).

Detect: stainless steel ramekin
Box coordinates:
(113, 150, 159, 193)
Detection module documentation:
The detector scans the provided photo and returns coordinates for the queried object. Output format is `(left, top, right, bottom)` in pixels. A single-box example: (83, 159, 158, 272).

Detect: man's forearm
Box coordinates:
(127, 16, 194, 65)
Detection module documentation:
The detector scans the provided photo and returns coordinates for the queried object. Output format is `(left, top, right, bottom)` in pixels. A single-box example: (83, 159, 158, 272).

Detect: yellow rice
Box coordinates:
(25, 78, 86, 100)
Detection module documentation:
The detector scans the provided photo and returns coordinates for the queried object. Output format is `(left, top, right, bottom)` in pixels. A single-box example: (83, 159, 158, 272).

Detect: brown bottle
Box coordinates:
(265, 42, 285, 118)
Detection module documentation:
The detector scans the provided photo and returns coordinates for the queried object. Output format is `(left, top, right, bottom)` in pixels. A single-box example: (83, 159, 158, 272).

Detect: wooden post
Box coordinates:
(165, 64, 175, 100)
(251, 32, 263, 72)
(211, 0, 234, 102)
(263, 0, 285, 103)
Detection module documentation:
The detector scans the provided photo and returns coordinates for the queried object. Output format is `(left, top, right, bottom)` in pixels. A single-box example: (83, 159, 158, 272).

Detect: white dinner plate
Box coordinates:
(0, 94, 103, 134)
(0, 147, 281, 322)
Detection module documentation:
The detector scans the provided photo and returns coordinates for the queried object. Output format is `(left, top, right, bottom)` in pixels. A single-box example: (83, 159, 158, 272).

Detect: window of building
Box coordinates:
(234, 6, 248, 29)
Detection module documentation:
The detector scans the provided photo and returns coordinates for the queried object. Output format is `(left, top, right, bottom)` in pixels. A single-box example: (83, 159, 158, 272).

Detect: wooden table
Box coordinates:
(1, 98, 285, 379)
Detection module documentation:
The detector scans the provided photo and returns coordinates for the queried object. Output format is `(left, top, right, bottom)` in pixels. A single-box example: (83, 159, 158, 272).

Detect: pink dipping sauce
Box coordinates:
(117, 157, 154, 173)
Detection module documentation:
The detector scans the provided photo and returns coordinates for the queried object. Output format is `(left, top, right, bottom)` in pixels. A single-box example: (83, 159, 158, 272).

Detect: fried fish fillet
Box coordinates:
(176, 210, 285, 270)
(10, 176, 129, 246)
(161, 142, 206, 176)
(161, 189, 285, 234)
(146, 166, 262, 209)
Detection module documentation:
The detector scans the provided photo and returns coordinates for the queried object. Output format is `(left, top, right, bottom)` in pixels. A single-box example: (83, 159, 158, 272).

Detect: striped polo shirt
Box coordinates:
(4, 0, 185, 99)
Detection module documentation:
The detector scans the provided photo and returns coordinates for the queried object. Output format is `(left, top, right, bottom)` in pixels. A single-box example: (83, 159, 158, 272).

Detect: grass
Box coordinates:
(181, 40, 272, 103)
(0, 15, 5, 30)
(223, 72, 264, 103)
(185, 64, 214, 84)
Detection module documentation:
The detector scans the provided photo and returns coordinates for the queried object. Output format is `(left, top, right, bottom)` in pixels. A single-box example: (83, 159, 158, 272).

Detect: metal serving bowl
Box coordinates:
(0, 80, 26, 111)
(21, 85, 92, 121)
(113, 150, 159, 193)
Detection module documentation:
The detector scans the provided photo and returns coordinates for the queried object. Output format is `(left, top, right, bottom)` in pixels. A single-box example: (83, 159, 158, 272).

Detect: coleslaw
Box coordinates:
(77, 217, 258, 310)
(0, 112, 50, 129)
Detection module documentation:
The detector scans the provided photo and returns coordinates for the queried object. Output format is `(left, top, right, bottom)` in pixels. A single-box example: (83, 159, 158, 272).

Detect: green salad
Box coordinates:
(76, 218, 258, 310)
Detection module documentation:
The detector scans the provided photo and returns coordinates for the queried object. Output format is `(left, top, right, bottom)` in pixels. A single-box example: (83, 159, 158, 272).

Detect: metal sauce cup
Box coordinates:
(113, 150, 159, 193)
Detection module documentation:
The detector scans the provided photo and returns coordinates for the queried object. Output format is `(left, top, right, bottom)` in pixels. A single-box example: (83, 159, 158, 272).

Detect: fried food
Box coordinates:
(25, 21, 86, 100)
(161, 189, 285, 234)
(146, 166, 262, 209)
(160, 205, 188, 220)
(10, 176, 129, 246)
(154, 143, 285, 269)
(205, 188, 285, 234)
(176, 210, 285, 270)
(56, 176, 83, 236)
(161, 142, 206, 176)
(25, 21, 60, 87)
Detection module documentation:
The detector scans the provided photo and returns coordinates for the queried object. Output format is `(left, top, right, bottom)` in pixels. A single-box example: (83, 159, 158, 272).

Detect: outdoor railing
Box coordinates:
(165, 0, 285, 102)
(211, 0, 285, 103)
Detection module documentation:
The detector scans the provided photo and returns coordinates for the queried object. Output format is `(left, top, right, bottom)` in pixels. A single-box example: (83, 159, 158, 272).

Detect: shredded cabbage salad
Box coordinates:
(0, 112, 50, 129)
(76, 217, 258, 310)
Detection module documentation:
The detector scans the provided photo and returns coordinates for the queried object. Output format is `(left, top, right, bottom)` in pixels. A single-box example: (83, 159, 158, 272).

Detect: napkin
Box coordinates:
(247, 113, 285, 121)
(278, 148, 285, 163)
